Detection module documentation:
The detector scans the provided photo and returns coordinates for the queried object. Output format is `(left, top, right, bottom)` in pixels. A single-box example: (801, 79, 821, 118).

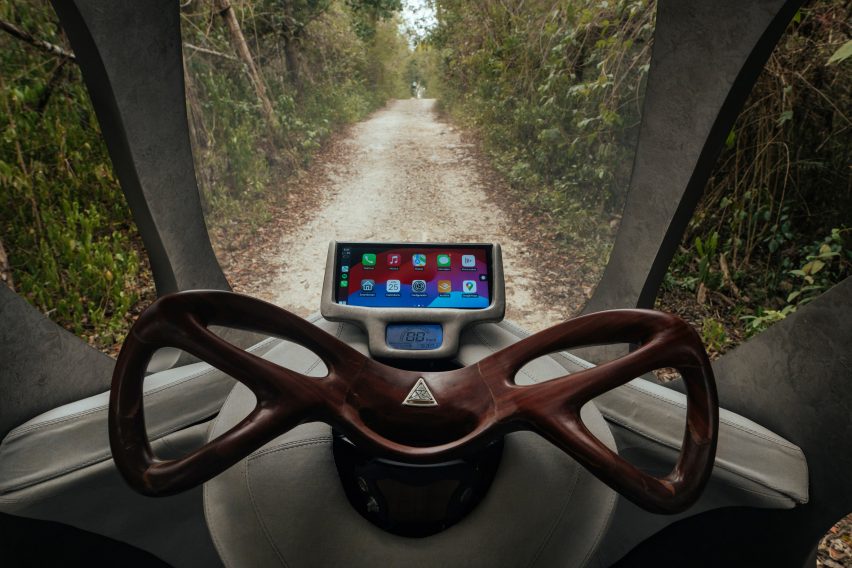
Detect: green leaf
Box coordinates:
(828, 40, 852, 65)
(803, 260, 825, 275)
(776, 110, 793, 126)
(725, 129, 736, 149)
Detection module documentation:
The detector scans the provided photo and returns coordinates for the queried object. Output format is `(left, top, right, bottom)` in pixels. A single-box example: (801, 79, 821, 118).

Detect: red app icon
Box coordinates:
(387, 253, 401, 266)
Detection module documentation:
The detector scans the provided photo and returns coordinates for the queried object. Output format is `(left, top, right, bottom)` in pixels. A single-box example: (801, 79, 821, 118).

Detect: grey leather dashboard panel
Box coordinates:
(466, 321, 809, 508)
(0, 336, 281, 494)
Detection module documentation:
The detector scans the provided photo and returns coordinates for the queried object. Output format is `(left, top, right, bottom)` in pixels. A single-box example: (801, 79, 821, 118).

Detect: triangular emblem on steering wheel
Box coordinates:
(403, 378, 438, 407)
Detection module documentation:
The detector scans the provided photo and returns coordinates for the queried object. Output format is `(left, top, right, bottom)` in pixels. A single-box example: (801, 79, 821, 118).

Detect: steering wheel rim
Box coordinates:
(109, 290, 718, 514)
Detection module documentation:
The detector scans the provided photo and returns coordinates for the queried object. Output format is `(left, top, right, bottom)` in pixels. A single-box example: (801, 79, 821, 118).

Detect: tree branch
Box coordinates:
(183, 41, 239, 61)
(213, 0, 278, 130)
(0, 18, 76, 62)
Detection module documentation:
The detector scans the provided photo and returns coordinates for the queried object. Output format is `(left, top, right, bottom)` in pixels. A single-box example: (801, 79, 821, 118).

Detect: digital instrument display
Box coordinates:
(335, 243, 492, 309)
(386, 324, 443, 350)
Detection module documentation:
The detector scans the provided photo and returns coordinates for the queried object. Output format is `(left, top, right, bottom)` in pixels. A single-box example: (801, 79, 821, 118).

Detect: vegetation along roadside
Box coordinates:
(0, 0, 411, 352)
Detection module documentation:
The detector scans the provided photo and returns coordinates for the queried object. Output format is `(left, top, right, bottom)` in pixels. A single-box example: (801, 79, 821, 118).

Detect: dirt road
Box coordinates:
(228, 98, 582, 332)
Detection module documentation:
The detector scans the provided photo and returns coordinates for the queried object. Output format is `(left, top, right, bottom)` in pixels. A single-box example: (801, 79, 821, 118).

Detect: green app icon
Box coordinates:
(362, 253, 376, 266)
(437, 254, 451, 268)
(340, 280, 348, 287)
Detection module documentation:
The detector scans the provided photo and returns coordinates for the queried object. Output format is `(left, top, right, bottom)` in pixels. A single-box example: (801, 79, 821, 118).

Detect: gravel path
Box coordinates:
(233, 98, 574, 332)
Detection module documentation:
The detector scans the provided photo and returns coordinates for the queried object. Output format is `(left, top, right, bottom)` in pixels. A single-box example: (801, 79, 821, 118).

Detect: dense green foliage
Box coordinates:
(182, 0, 409, 224)
(0, 2, 143, 347)
(428, 0, 850, 347)
(0, 0, 410, 349)
(430, 0, 654, 248)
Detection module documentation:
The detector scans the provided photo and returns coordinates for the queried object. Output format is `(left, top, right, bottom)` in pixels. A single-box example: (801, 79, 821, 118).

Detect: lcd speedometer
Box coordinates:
(386, 324, 443, 350)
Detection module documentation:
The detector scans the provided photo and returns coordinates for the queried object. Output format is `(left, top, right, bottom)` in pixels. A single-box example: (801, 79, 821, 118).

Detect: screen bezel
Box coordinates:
(333, 242, 494, 309)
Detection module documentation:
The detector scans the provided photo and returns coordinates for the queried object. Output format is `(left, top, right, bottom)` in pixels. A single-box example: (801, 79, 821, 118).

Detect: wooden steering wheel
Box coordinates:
(109, 290, 718, 514)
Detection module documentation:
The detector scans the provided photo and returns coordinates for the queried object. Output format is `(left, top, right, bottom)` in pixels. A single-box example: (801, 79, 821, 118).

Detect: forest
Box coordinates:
(1, 0, 411, 349)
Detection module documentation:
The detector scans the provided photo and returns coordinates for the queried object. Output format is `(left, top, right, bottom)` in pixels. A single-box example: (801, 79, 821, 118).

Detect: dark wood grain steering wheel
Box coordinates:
(109, 290, 718, 514)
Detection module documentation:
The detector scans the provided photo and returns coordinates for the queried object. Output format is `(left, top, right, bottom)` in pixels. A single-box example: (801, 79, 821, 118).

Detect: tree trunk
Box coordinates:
(214, 0, 278, 129)
(183, 63, 209, 151)
(183, 57, 214, 212)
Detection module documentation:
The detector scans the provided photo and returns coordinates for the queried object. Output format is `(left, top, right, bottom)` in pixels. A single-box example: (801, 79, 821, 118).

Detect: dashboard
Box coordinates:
(321, 241, 505, 359)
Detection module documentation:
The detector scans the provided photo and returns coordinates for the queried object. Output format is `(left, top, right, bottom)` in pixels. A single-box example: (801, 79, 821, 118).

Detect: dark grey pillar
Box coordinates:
(584, 0, 804, 314)
(51, 0, 230, 295)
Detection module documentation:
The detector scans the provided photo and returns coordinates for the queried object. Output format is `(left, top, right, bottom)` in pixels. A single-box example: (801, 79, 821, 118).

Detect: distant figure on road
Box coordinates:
(411, 81, 426, 99)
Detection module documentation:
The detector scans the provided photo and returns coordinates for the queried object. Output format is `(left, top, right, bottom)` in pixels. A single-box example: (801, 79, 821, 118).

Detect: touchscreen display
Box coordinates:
(335, 243, 492, 309)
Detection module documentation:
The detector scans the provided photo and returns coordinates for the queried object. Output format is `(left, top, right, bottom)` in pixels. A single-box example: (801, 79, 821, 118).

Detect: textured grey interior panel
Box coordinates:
(480, 320, 810, 567)
(0, 285, 116, 439)
(50, 0, 228, 296)
(584, 0, 802, 316)
(209, 421, 617, 568)
(0, 337, 280, 494)
(0, 318, 333, 567)
(595, 378, 807, 505)
(473, 321, 809, 509)
(0, 423, 221, 568)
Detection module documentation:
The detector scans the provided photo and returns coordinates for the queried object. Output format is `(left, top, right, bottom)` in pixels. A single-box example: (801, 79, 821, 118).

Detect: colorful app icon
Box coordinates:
(341, 273, 348, 280)
(386, 279, 401, 293)
(341, 265, 349, 273)
(361, 279, 375, 292)
(411, 279, 427, 293)
(412, 254, 427, 267)
(340, 279, 348, 287)
(437, 280, 452, 294)
(387, 253, 401, 266)
(462, 280, 477, 294)
(461, 254, 476, 268)
(362, 253, 376, 267)
(437, 254, 451, 268)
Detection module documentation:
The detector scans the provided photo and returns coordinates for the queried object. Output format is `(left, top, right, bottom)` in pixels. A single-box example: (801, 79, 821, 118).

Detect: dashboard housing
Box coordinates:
(320, 241, 506, 359)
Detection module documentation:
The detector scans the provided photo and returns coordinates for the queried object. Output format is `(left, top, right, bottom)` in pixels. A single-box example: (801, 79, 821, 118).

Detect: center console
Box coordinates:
(320, 241, 507, 535)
